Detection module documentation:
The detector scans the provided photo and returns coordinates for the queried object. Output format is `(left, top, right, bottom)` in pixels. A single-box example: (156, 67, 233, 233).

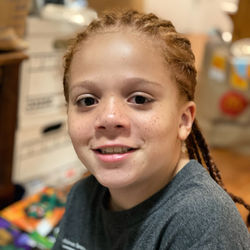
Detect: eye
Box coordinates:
(76, 95, 98, 107)
(128, 94, 153, 105)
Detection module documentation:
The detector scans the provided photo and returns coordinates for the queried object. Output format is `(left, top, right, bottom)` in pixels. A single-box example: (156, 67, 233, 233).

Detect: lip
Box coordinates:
(92, 144, 137, 163)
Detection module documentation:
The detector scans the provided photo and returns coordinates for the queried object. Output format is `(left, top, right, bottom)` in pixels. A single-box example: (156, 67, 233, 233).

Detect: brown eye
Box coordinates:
(76, 96, 98, 107)
(134, 95, 147, 104)
(129, 94, 153, 105)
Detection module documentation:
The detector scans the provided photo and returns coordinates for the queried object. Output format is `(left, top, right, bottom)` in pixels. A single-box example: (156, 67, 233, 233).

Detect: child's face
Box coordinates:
(67, 31, 194, 192)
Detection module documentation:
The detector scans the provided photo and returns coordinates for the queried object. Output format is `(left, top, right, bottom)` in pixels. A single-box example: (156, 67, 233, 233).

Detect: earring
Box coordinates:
(181, 141, 187, 154)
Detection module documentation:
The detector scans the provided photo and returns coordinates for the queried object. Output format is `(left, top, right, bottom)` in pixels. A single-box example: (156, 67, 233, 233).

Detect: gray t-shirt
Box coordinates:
(53, 160, 250, 250)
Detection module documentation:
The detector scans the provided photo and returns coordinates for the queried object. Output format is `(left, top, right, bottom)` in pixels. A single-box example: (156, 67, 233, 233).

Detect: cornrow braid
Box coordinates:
(186, 127, 202, 164)
(192, 120, 223, 186)
(62, 9, 250, 227)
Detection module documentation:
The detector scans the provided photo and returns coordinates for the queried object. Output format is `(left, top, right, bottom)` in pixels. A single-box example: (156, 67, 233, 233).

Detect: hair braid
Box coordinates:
(186, 130, 202, 164)
(185, 135, 196, 161)
(192, 120, 224, 186)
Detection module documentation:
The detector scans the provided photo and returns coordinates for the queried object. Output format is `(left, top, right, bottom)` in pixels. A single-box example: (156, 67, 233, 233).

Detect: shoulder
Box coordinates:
(161, 160, 250, 249)
(174, 160, 248, 234)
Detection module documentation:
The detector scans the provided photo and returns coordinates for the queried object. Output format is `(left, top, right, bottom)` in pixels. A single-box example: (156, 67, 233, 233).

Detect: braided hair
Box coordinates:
(63, 10, 250, 227)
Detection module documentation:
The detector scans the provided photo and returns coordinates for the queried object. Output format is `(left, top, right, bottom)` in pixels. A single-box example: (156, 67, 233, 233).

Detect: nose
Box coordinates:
(94, 97, 130, 134)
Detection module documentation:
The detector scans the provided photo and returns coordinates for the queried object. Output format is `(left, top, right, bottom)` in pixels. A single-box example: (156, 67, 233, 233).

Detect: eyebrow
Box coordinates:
(122, 77, 163, 87)
(69, 80, 98, 94)
(69, 77, 164, 96)
(71, 77, 162, 87)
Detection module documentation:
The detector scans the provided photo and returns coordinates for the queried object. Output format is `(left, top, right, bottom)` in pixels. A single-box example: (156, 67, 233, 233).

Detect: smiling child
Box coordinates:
(53, 10, 250, 250)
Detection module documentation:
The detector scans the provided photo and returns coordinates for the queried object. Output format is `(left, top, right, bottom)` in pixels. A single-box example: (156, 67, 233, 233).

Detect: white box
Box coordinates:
(18, 50, 67, 128)
(12, 119, 86, 186)
(13, 17, 87, 193)
(18, 17, 80, 129)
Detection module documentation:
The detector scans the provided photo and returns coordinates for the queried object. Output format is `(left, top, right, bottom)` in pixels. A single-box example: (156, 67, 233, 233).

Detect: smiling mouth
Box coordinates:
(94, 147, 135, 154)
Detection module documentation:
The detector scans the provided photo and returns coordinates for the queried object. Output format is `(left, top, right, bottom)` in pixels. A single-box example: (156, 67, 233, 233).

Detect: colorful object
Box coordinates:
(219, 91, 248, 117)
(0, 187, 66, 235)
(29, 231, 54, 249)
(0, 187, 67, 249)
(209, 53, 227, 81)
(212, 54, 226, 70)
(230, 68, 248, 90)
(230, 58, 249, 90)
(232, 58, 249, 78)
(0, 216, 59, 249)
(25, 193, 65, 219)
(0, 217, 32, 250)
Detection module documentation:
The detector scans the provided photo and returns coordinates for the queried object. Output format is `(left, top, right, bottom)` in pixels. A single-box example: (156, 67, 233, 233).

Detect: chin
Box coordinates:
(95, 172, 135, 190)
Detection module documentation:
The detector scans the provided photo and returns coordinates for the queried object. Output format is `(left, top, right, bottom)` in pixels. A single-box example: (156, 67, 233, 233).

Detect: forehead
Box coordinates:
(78, 28, 163, 53)
(69, 31, 172, 84)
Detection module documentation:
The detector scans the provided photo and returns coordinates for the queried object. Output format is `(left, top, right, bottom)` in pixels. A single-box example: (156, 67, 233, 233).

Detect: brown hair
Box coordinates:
(63, 10, 250, 226)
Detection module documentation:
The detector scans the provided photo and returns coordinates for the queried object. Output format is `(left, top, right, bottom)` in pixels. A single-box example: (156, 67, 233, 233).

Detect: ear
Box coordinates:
(178, 101, 196, 141)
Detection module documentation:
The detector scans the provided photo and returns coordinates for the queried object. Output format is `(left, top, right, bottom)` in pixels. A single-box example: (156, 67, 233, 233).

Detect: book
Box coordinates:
(0, 187, 67, 249)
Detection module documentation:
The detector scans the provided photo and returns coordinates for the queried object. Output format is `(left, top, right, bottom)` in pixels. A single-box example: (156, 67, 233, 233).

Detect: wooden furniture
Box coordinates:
(230, 0, 250, 41)
(0, 51, 27, 209)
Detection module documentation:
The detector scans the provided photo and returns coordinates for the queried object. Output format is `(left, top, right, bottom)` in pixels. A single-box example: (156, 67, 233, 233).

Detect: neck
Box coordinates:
(108, 154, 190, 211)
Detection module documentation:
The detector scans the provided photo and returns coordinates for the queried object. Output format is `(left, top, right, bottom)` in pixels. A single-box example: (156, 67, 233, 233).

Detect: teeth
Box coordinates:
(100, 147, 130, 154)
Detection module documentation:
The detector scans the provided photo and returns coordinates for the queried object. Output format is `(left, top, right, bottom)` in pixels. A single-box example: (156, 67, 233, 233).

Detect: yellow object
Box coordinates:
(230, 67, 248, 90)
(212, 55, 226, 70)
(0, 228, 12, 246)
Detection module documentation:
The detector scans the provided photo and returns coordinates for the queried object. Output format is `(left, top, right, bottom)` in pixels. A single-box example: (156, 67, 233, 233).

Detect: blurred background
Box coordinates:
(0, 0, 249, 247)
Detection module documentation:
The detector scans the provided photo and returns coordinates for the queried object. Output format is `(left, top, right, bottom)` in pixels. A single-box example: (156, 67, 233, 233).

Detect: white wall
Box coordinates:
(144, 0, 233, 34)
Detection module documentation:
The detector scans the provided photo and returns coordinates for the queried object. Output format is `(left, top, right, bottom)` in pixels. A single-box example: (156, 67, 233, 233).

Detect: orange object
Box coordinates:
(212, 55, 226, 70)
(231, 69, 248, 90)
(0, 187, 65, 234)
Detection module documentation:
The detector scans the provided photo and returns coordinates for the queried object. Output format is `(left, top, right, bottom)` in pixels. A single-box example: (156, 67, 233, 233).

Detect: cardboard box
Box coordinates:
(18, 17, 80, 129)
(12, 120, 86, 186)
(0, 0, 31, 37)
(11, 17, 86, 193)
(88, 0, 144, 14)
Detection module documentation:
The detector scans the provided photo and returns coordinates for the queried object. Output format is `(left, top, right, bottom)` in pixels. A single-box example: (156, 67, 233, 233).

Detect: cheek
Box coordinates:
(67, 114, 91, 145)
(145, 116, 162, 136)
(143, 115, 180, 162)
(137, 113, 178, 141)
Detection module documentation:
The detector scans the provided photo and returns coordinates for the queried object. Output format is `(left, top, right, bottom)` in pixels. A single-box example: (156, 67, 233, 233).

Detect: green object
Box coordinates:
(30, 231, 54, 249)
(25, 193, 65, 219)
